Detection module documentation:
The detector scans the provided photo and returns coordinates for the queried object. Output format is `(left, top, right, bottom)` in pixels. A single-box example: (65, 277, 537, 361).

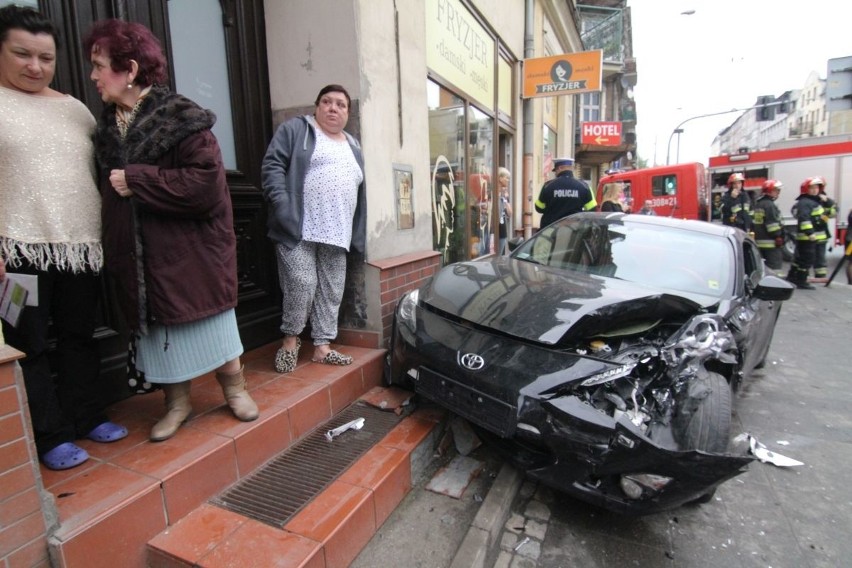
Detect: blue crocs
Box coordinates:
(41, 442, 89, 470)
(86, 421, 128, 443)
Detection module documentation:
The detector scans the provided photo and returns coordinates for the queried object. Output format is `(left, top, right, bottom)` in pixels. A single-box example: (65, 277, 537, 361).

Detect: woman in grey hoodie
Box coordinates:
(261, 84, 366, 373)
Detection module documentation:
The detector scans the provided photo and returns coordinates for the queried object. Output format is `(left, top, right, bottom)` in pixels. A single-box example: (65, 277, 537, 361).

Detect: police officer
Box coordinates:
(786, 177, 827, 289)
(535, 157, 596, 228)
(720, 173, 753, 232)
(753, 179, 785, 270)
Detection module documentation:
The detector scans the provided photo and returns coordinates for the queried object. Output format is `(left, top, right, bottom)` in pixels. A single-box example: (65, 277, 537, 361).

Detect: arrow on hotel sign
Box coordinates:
(581, 121, 622, 146)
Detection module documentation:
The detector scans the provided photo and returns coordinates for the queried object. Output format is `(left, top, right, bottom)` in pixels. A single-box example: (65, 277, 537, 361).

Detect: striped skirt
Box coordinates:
(135, 309, 243, 384)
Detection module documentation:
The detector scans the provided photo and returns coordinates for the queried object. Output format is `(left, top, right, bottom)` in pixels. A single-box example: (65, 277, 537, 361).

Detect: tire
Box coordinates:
(782, 230, 796, 262)
(679, 372, 733, 505)
(680, 372, 732, 453)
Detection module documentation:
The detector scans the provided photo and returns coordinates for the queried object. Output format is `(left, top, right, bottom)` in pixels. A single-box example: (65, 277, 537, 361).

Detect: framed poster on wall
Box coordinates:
(393, 164, 414, 230)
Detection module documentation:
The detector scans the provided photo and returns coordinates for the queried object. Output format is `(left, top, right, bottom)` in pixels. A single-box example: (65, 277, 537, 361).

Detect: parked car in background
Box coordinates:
(387, 213, 794, 514)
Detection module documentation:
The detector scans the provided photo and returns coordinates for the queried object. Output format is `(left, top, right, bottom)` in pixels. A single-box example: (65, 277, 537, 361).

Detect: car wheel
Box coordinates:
(678, 372, 732, 505)
(679, 372, 732, 453)
(782, 231, 795, 262)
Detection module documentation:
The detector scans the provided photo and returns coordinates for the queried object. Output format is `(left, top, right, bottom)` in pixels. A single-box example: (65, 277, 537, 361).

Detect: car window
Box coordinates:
(652, 174, 677, 196)
(514, 219, 732, 297)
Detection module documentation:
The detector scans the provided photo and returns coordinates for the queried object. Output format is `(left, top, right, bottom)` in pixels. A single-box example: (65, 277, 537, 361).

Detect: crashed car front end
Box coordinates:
(388, 286, 753, 514)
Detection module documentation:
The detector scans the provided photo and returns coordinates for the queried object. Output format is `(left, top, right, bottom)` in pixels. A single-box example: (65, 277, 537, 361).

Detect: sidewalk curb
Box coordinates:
(449, 462, 523, 568)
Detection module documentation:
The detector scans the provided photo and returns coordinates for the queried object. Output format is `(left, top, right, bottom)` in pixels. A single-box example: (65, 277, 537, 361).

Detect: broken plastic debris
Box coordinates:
(746, 434, 804, 467)
(325, 417, 365, 442)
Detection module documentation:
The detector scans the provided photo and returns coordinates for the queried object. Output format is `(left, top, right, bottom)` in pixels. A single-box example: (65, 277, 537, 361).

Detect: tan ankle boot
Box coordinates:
(150, 381, 192, 442)
(216, 365, 259, 422)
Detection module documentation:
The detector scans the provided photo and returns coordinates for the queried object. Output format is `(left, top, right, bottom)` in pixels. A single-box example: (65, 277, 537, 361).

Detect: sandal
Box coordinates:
(87, 421, 129, 443)
(274, 338, 301, 373)
(311, 349, 353, 366)
(41, 442, 89, 471)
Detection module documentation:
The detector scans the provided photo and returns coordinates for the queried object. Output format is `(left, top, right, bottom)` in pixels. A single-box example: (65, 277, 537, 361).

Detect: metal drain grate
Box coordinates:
(210, 401, 404, 527)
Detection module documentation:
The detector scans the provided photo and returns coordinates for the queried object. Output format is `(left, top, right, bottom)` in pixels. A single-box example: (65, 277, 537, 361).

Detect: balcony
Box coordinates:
(579, 4, 625, 65)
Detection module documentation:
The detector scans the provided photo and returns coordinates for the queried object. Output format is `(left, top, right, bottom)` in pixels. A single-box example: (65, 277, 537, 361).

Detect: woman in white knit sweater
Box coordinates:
(0, 5, 127, 470)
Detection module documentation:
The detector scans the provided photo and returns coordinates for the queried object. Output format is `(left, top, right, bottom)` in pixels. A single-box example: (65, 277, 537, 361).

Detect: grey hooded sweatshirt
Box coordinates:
(261, 115, 366, 254)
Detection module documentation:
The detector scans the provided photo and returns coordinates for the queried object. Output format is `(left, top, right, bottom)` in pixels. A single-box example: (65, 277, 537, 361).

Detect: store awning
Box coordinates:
(575, 143, 630, 165)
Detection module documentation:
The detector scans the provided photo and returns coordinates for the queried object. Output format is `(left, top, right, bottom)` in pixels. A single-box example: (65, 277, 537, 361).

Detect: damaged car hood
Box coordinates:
(422, 257, 715, 345)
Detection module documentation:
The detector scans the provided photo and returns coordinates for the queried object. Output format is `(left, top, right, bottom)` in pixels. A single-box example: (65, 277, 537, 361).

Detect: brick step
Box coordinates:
(146, 399, 444, 568)
(41, 342, 412, 568)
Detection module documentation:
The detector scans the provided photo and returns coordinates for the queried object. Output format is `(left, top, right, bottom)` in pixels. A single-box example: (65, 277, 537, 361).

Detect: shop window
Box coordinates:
(428, 80, 466, 264)
(468, 106, 494, 258)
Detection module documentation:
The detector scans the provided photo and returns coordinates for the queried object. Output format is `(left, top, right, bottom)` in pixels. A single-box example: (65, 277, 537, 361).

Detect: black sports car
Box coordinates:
(387, 213, 795, 514)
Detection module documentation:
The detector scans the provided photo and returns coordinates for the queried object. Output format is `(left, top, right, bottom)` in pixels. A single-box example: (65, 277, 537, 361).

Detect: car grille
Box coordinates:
(417, 366, 516, 437)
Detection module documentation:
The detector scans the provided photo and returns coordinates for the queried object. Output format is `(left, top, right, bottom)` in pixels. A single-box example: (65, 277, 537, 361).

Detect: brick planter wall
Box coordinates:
(0, 345, 51, 567)
(368, 251, 441, 349)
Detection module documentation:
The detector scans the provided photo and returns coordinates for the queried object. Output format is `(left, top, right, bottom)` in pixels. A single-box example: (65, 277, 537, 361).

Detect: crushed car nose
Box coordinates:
(620, 473, 673, 499)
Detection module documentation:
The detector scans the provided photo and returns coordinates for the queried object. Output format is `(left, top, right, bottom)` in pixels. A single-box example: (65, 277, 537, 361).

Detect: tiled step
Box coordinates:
(41, 342, 405, 568)
(146, 401, 444, 568)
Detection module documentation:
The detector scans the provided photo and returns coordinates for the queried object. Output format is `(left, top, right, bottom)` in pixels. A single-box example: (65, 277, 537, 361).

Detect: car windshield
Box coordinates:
(512, 218, 733, 297)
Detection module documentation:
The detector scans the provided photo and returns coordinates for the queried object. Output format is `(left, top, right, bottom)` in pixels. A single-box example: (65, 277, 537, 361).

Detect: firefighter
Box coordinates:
(720, 173, 753, 232)
(786, 177, 827, 289)
(535, 157, 596, 228)
(753, 179, 785, 270)
(812, 176, 836, 278)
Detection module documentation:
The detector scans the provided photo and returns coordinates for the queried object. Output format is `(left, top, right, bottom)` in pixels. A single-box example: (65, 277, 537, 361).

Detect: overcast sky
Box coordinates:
(628, 0, 852, 166)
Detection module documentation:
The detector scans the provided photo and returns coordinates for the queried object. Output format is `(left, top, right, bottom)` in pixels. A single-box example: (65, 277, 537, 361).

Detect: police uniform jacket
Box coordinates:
(535, 171, 596, 228)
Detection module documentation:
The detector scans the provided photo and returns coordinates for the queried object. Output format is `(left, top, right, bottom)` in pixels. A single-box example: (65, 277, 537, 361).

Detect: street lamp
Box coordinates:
(673, 128, 684, 163)
(664, 100, 782, 165)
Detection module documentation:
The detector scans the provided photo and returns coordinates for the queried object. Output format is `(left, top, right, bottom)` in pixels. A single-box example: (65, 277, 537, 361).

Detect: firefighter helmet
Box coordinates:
(727, 172, 745, 187)
(800, 176, 826, 194)
(761, 179, 783, 194)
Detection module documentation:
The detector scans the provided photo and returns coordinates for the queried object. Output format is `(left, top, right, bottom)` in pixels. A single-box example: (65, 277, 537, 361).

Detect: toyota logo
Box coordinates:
(458, 352, 485, 371)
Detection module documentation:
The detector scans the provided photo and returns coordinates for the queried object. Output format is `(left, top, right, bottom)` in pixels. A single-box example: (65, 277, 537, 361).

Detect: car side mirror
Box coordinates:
(752, 274, 795, 301)
(507, 236, 524, 252)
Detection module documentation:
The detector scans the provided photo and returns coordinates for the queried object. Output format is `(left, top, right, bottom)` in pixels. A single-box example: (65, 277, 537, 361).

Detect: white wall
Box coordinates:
(264, 0, 361, 110)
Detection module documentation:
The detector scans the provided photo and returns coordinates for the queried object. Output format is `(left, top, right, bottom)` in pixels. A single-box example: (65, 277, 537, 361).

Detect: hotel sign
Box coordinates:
(426, 0, 495, 110)
(522, 50, 602, 98)
(581, 122, 622, 146)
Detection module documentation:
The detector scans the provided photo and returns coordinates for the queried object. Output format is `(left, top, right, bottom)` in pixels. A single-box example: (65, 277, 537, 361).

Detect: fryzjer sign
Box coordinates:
(522, 50, 602, 98)
(581, 121, 622, 146)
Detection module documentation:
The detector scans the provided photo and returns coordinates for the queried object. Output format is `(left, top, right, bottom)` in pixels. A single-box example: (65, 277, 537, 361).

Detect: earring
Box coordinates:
(127, 83, 133, 89)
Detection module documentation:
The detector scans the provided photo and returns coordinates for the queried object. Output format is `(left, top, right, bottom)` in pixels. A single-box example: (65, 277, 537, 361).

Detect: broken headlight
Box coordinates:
(397, 289, 419, 337)
(580, 363, 636, 387)
(620, 473, 673, 500)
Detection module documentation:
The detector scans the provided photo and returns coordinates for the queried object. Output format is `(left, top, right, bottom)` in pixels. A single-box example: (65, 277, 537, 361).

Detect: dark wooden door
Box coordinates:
(40, 0, 280, 401)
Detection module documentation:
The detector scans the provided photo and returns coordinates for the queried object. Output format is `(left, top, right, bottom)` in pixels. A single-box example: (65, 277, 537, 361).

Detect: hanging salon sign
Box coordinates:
(522, 50, 602, 98)
(426, 0, 495, 111)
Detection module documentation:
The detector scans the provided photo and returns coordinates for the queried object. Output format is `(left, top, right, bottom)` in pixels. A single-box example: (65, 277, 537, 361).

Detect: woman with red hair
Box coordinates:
(84, 19, 258, 441)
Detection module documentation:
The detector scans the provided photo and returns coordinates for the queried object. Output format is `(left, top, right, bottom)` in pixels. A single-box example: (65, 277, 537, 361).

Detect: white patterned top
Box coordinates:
(302, 125, 363, 251)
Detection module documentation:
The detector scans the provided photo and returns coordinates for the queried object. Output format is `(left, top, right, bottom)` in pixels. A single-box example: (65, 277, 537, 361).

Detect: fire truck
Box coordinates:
(708, 134, 852, 258)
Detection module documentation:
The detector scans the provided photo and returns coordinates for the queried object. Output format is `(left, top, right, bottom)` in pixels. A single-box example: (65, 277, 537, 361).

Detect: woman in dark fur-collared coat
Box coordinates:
(84, 19, 258, 442)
